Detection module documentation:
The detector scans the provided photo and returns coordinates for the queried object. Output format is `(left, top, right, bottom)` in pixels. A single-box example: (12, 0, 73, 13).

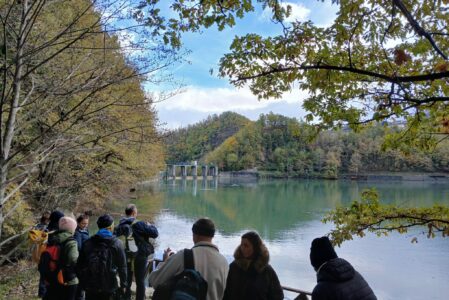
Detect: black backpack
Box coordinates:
(79, 238, 115, 292)
(152, 249, 208, 300)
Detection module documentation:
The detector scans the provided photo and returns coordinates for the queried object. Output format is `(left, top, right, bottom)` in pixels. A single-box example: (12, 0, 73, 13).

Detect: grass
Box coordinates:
(0, 260, 40, 300)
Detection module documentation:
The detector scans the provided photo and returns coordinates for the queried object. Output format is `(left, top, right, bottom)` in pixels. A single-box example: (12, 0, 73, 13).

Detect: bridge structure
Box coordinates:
(165, 161, 218, 179)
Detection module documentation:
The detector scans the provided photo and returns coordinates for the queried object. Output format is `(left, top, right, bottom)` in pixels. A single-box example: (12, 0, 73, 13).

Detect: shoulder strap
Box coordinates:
(183, 248, 195, 270)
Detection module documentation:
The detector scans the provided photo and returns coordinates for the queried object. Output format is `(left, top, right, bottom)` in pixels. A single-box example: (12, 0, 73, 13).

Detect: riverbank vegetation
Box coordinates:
(0, 0, 171, 262)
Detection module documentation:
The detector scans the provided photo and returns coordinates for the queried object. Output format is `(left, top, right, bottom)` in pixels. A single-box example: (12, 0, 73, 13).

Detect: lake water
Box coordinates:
(115, 179, 449, 300)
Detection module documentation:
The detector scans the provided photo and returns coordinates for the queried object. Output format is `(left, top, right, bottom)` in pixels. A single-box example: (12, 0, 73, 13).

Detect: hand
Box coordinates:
(163, 247, 174, 261)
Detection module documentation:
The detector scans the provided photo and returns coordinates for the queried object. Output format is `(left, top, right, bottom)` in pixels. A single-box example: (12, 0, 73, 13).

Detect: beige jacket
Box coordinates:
(149, 241, 229, 300)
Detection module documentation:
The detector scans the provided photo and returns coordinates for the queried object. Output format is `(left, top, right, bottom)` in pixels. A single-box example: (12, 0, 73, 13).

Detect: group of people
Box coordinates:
(34, 204, 377, 300)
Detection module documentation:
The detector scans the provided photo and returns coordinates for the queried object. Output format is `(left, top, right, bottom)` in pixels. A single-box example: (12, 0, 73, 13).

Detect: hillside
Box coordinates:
(164, 111, 250, 163)
(167, 112, 449, 178)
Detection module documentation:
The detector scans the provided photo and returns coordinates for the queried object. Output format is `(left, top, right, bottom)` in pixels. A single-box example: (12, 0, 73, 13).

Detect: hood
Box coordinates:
(233, 241, 270, 273)
(92, 233, 114, 242)
(119, 216, 135, 226)
(317, 258, 355, 283)
(76, 227, 89, 234)
(48, 230, 73, 245)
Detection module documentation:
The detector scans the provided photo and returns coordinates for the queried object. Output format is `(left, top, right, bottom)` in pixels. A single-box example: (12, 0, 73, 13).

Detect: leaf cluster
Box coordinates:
(323, 188, 449, 246)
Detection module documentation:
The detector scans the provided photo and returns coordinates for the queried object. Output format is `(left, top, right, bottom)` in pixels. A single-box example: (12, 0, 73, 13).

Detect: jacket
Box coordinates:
(46, 230, 79, 286)
(114, 217, 135, 238)
(149, 241, 229, 300)
(223, 242, 283, 300)
(77, 233, 127, 293)
(132, 220, 158, 257)
(73, 227, 89, 251)
(312, 258, 377, 300)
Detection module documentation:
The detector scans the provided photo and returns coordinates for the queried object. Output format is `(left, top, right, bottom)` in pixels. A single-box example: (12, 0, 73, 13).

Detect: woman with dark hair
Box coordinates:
(74, 214, 89, 300)
(74, 214, 89, 251)
(223, 231, 284, 300)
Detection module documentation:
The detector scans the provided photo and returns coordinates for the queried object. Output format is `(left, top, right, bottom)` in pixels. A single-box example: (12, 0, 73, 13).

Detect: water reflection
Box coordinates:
(113, 179, 449, 300)
(135, 179, 449, 242)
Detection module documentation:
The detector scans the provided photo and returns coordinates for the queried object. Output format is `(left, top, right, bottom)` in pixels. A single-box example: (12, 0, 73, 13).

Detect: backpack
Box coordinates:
(29, 229, 48, 264)
(152, 249, 208, 300)
(115, 220, 138, 257)
(78, 238, 115, 292)
(38, 237, 75, 286)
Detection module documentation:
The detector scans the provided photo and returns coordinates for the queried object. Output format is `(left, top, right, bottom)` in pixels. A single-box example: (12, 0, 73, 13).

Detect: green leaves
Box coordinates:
(324, 188, 449, 246)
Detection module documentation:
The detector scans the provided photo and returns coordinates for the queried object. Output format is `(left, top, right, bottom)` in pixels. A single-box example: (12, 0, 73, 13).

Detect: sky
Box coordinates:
(149, 1, 339, 129)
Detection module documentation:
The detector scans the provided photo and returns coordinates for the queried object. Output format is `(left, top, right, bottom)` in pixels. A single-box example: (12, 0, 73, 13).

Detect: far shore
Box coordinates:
(218, 170, 449, 182)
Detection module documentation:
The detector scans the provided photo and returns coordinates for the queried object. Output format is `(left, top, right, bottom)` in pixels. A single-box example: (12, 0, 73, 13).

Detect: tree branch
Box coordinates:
(393, 0, 447, 60)
(235, 64, 449, 84)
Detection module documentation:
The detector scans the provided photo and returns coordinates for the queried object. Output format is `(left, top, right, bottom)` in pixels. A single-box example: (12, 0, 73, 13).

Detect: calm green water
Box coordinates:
(119, 179, 449, 300)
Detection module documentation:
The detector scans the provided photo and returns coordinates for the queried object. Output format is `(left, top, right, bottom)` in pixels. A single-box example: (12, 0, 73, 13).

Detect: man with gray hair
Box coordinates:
(114, 204, 138, 300)
(149, 218, 229, 300)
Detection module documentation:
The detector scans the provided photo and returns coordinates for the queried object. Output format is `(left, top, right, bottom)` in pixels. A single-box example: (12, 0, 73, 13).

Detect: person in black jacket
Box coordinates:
(132, 217, 158, 300)
(309, 236, 377, 300)
(113, 204, 138, 300)
(223, 231, 284, 300)
(77, 214, 127, 300)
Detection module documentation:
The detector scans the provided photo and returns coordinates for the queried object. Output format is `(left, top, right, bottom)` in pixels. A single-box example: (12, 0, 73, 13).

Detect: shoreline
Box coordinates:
(218, 171, 449, 182)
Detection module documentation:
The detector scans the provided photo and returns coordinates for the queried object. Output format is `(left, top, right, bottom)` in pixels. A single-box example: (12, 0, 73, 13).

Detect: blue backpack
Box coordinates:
(152, 249, 208, 300)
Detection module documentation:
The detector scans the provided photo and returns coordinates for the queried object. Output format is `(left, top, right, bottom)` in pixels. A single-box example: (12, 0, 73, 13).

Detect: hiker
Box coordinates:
(35, 211, 51, 231)
(31, 211, 51, 298)
(74, 214, 90, 251)
(309, 236, 377, 300)
(223, 231, 284, 300)
(77, 214, 127, 300)
(113, 204, 139, 299)
(47, 210, 64, 232)
(39, 216, 78, 300)
(132, 214, 159, 300)
(149, 218, 229, 300)
(74, 214, 89, 300)
(36, 210, 64, 299)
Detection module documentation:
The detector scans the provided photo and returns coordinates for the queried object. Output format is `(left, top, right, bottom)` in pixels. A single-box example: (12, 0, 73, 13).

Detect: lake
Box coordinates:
(114, 178, 449, 300)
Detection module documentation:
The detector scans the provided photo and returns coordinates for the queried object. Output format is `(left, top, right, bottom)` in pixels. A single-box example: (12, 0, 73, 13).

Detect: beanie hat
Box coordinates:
(47, 210, 64, 231)
(97, 214, 114, 229)
(58, 217, 77, 234)
(310, 236, 338, 270)
(192, 218, 215, 237)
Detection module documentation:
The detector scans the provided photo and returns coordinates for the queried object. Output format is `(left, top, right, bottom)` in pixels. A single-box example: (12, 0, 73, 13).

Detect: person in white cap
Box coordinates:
(41, 216, 78, 300)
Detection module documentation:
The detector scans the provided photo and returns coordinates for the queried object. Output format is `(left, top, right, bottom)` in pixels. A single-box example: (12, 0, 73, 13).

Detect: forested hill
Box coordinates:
(164, 112, 250, 163)
(166, 112, 449, 178)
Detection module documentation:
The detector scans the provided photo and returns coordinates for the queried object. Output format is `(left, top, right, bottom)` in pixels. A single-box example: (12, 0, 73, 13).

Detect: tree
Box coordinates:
(0, 0, 177, 258)
(134, 0, 449, 242)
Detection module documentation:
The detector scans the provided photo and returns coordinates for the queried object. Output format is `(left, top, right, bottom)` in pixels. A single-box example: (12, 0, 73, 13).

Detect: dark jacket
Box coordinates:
(132, 221, 158, 257)
(114, 217, 135, 238)
(312, 258, 377, 300)
(77, 234, 127, 293)
(73, 227, 89, 251)
(223, 242, 284, 300)
(46, 230, 79, 285)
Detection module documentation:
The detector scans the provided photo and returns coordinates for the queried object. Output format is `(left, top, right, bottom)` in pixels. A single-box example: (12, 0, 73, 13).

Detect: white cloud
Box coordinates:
(155, 86, 309, 113)
(260, 2, 311, 23)
(283, 2, 311, 22)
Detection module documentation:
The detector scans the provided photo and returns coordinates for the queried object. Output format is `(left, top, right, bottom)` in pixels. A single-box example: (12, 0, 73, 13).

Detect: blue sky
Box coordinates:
(150, 1, 339, 129)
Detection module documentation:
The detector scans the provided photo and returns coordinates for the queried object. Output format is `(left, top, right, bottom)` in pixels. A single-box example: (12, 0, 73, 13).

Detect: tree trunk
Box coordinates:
(0, 0, 28, 244)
